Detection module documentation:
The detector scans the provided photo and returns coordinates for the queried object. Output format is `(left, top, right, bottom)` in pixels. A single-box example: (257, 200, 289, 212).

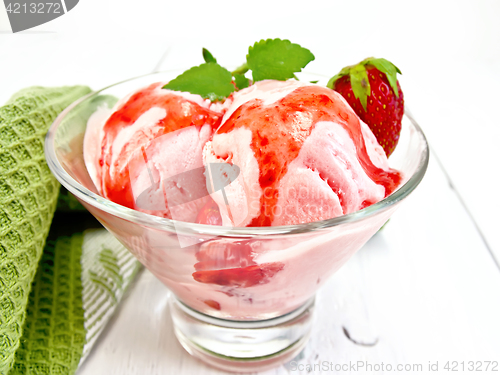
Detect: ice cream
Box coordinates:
(45, 41, 429, 369)
(204, 80, 401, 227)
(82, 77, 403, 319)
(84, 79, 401, 226)
(84, 82, 224, 222)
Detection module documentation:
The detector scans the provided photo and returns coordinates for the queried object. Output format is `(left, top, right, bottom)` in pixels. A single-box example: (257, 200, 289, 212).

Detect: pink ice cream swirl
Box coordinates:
(204, 80, 401, 227)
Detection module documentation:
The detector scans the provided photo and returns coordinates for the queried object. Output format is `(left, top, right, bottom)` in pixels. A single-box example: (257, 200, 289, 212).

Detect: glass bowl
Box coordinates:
(45, 71, 429, 372)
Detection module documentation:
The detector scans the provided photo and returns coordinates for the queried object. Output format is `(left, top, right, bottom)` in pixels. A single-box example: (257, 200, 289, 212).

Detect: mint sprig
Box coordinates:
(163, 39, 315, 101)
(247, 39, 315, 81)
(233, 73, 249, 90)
(163, 62, 235, 102)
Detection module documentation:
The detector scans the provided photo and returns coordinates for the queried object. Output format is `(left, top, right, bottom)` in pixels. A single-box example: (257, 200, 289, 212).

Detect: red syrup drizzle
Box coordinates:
(100, 82, 222, 209)
(196, 198, 223, 225)
(193, 240, 284, 288)
(194, 196, 285, 290)
(218, 85, 401, 226)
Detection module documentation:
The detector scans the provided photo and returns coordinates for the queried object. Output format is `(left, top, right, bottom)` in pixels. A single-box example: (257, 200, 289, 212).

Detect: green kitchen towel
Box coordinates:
(11, 234, 86, 375)
(0, 87, 141, 374)
(0, 86, 91, 373)
(11, 227, 141, 375)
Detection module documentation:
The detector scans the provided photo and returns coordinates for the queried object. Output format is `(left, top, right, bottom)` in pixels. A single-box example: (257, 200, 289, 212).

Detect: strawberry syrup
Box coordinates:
(193, 240, 284, 288)
(100, 83, 222, 209)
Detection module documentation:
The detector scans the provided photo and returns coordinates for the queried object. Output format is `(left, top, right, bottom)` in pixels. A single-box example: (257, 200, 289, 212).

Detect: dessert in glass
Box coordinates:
(45, 63, 428, 372)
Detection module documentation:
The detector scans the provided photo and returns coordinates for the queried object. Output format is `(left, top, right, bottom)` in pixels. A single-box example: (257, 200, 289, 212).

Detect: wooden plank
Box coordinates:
(406, 63, 500, 265)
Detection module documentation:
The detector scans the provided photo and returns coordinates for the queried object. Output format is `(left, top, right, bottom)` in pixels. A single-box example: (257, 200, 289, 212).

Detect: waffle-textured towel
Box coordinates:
(0, 87, 141, 375)
(10, 228, 141, 375)
(11, 235, 86, 375)
(0, 86, 91, 373)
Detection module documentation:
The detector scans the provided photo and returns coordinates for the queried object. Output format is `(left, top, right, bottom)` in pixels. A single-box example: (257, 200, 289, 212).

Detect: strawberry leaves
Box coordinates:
(349, 64, 371, 112)
(368, 58, 401, 98)
(163, 39, 315, 101)
(246, 39, 315, 81)
(328, 57, 402, 111)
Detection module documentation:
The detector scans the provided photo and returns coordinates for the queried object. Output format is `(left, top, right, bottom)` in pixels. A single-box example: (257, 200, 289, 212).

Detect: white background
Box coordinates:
(1, 1, 499, 374)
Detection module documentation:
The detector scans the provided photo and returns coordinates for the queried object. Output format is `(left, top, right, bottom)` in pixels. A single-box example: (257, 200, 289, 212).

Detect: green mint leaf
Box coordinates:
(349, 64, 371, 112)
(366, 58, 401, 98)
(232, 63, 249, 76)
(233, 73, 250, 90)
(247, 39, 315, 81)
(309, 80, 319, 84)
(163, 63, 234, 101)
(202, 48, 217, 63)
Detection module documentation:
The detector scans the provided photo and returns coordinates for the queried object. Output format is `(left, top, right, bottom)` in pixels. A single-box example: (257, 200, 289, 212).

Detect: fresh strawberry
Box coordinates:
(327, 57, 404, 157)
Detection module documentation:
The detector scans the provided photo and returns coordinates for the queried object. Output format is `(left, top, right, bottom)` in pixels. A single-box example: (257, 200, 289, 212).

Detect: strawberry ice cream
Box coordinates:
(84, 82, 223, 222)
(82, 78, 403, 319)
(44, 35, 430, 368)
(204, 80, 401, 227)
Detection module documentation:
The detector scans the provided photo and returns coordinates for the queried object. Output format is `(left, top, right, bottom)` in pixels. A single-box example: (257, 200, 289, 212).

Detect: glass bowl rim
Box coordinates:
(45, 70, 429, 237)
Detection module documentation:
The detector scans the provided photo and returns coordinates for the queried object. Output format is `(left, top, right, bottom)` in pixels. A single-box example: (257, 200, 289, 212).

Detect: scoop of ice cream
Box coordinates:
(204, 80, 401, 227)
(84, 82, 224, 222)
